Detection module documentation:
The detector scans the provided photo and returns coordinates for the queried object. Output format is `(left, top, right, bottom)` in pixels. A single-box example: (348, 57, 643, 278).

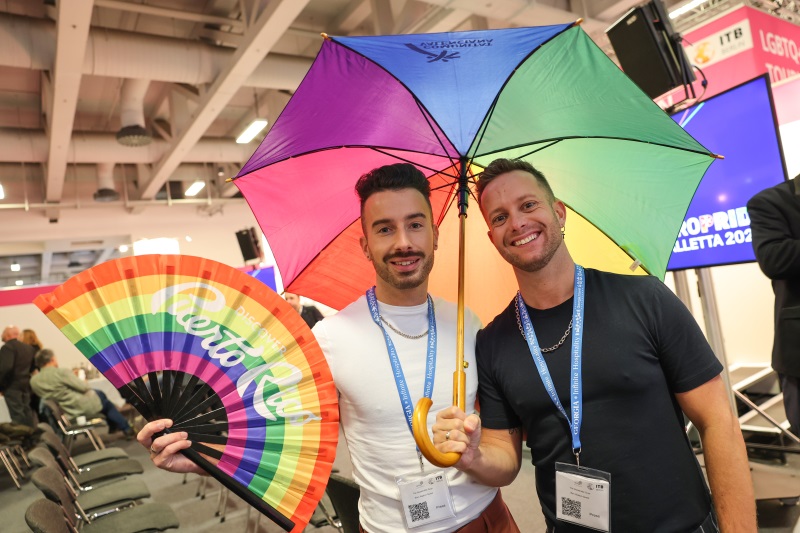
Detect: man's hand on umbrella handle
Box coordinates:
(432, 406, 481, 470)
(412, 397, 462, 468)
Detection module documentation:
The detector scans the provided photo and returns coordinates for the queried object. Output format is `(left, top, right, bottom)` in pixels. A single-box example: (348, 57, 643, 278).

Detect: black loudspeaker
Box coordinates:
(606, 1, 693, 99)
(236, 227, 262, 262)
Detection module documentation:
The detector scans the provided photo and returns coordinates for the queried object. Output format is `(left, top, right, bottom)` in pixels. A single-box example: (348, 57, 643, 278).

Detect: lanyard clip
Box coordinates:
(573, 448, 581, 467)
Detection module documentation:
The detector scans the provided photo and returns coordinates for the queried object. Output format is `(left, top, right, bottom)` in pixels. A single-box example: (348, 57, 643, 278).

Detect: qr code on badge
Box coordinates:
(561, 497, 581, 519)
(409, 501, 430, 522)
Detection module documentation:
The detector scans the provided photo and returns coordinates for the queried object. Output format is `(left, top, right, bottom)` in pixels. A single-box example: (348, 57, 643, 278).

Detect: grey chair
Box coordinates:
(29, 446, 151, 515)
(0, 443, 27, 489)
(42, 399, 106, 452)
(38, 424, 129, 467)
(25, 498, 76, 533)
(38, 431, 143, 486)
(31, 466, 179, 532)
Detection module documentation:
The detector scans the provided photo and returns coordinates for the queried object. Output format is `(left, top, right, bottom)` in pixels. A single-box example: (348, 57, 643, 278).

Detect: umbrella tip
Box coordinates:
(225, 177, 233, 183)
(321, 32, 330, 40)
(713, 153, 725, 160)
(575, 18, 584, 25)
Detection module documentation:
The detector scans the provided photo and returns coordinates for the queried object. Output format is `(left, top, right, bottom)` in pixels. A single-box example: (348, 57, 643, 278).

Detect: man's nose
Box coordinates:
(394, 228, 413, 249)
(509, 211, 527, 231)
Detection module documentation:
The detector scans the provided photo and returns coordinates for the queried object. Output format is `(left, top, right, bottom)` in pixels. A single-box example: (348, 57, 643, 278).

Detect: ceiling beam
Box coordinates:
(139, 0, 311, 200)
(44, 0, 94, 206)
(332, 0, 371, 33)
(95, 0, 246, 31)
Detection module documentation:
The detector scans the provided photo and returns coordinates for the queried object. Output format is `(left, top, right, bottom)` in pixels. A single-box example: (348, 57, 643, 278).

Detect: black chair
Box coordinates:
(325, 473, 361, 533)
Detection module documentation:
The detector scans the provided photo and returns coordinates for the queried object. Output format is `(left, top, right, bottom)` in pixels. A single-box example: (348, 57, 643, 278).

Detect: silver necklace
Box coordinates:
(379, 299, 435, 340)
(514, 297, 572, 353)
(379, 316, 428, 339)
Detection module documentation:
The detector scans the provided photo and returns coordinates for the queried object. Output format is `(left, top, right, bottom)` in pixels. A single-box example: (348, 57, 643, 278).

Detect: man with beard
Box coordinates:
(138, 163, 518, 532)
(432, 159, 755, 532)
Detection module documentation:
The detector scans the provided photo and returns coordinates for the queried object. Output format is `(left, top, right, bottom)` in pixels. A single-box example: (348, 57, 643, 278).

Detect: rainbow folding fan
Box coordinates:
(34, 255, 339, 532)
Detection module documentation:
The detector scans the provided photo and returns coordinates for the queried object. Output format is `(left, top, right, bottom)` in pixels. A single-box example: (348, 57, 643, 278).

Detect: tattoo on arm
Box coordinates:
(508, 427, 521, 435)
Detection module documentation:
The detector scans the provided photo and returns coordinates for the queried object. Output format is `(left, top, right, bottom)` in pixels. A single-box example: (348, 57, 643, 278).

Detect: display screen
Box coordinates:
(667, 75, 787, 271)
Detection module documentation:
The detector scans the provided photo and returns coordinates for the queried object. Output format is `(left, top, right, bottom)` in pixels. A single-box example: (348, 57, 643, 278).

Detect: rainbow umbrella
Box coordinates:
(233, 22, 717, 466)
(34, 255, 339, 532)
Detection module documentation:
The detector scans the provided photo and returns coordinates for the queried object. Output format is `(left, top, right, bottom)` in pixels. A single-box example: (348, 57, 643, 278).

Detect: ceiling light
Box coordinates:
(119, 245, 129, 253)
(185, 236, 192, 242)
(236, 119, 268, 144)
(133, 238, 180, 255)
(0, 183, 4, 200)
(185, 180, 206, 197)
(669, 0, 711, 19)
(10, 262, 20, 272)
(15, 280, 23, 286)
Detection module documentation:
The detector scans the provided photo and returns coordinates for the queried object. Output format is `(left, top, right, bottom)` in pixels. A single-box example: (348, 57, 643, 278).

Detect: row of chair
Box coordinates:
(25, 423, 179, 533)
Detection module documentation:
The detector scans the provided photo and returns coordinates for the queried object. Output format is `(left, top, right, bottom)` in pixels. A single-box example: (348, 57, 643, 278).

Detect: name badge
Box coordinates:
(395, 469, 456, 529)
(555, 462, 611, 532)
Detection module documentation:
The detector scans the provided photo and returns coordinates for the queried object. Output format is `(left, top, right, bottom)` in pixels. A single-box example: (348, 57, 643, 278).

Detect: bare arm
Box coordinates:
(433, 406, 523, 487)
(677, 375, 756, 532)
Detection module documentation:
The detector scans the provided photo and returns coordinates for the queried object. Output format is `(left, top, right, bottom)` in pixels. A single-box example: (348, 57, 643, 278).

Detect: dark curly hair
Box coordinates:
(355, 163, 432, 216)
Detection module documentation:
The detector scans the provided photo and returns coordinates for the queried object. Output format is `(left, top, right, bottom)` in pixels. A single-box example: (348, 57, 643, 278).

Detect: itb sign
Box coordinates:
(657, 6, 800, 106)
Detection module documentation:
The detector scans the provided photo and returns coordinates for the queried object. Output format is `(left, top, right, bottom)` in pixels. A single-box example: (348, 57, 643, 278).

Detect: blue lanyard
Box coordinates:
(366, 287, 437, 436)
(516, 265, 585, 461)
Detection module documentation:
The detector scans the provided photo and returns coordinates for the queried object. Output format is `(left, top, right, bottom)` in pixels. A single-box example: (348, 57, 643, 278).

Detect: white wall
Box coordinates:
(668, 264, 775, 368)
(0, 201, 263, 369)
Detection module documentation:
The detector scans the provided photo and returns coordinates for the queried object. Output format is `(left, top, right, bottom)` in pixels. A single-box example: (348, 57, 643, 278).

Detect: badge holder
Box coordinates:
(395, 468, 456, 529)
(555, 462, 611, 532)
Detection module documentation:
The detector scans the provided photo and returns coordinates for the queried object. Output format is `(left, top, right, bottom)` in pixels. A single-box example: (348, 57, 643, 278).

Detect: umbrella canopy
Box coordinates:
(234, 22, 715, 323)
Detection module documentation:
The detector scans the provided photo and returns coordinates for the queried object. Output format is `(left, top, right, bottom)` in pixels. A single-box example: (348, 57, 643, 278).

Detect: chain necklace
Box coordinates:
(515, 297, 572, 353)
(379, 299, 436, 340)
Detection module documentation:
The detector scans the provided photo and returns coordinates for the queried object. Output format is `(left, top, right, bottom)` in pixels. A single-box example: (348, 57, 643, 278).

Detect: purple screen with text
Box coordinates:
(667, 75, 787, 271)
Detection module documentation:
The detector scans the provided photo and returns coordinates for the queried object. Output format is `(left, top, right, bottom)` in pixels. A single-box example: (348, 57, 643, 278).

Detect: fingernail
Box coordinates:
(182, 432, 188, 439)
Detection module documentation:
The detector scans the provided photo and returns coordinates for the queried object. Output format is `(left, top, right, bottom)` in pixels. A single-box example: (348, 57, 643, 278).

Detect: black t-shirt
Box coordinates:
(477, 269, 722, 532)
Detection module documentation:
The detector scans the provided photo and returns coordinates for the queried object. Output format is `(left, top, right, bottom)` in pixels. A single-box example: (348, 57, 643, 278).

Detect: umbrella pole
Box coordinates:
(453, 159, 468, 412)
(412, 158, 469, 468)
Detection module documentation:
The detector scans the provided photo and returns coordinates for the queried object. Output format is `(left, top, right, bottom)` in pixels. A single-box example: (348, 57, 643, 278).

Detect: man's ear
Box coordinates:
(360, 235, 370, 260)
(553, 199, 567, 227)
(433, 224, 439, 250)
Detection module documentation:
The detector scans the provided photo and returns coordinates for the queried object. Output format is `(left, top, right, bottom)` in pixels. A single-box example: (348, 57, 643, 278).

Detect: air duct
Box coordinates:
(117, 79, 152, 146)
(93, 162, 120, 202)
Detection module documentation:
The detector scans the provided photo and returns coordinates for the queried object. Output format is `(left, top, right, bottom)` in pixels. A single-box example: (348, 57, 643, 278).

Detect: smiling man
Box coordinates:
(138, 163, 518, 532)
(433, 158, 756, 533)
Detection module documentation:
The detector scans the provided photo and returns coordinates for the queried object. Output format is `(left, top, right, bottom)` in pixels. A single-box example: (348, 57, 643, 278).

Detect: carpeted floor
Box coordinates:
(2, 428, 799, 532)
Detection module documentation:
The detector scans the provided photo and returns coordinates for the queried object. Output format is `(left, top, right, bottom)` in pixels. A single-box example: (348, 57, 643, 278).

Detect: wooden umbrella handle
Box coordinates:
(412, 160, 471, 469)
(412, 368, 466, 468)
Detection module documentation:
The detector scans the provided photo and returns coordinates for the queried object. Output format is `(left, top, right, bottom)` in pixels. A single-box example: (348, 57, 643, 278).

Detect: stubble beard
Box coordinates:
(502, 225, 563, 273)
(373, 252, 435, 290)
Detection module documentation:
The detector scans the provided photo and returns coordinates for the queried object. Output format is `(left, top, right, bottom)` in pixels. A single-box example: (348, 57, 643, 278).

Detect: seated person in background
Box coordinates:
(30, 349, 134, 438)
(284, 292, 325, 329)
